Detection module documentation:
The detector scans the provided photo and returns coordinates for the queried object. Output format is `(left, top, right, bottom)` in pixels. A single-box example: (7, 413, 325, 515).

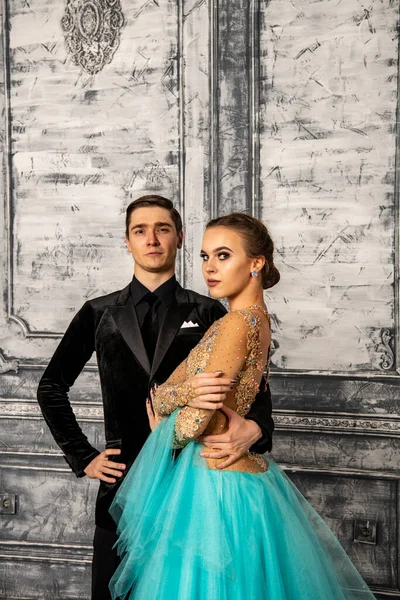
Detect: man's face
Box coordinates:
(126, 206, 183, 274)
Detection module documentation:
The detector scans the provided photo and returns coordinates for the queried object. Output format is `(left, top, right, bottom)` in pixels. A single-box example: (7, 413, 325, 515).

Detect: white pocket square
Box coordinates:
(180, 321, 199, 329)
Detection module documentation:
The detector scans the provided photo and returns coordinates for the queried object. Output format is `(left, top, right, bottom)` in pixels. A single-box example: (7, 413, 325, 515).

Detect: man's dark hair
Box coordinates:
(125, 195, 183, 237)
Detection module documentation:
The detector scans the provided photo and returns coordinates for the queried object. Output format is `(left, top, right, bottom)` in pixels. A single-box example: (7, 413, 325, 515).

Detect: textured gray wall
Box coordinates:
(0, 0, 399, 598)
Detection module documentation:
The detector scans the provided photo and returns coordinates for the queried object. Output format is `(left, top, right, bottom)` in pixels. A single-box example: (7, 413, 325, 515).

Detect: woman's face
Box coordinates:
(201, 226, 258, 299)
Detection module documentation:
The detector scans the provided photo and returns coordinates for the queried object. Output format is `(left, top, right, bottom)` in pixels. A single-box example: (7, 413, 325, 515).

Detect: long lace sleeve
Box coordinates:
(173, 311, 254, 447)
(152, 359, 197, 416)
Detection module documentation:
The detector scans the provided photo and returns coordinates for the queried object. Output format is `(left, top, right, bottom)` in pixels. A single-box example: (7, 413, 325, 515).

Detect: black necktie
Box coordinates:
(142, 294, 160, 363)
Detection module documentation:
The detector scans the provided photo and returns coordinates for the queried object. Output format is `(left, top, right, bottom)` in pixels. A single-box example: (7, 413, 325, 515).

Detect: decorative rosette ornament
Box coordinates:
(61, 0, 124, 75)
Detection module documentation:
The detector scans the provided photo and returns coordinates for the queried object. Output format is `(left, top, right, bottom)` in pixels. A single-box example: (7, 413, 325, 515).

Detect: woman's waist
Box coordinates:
(201, 409, 268, 473)
(204, 451, 268, 474)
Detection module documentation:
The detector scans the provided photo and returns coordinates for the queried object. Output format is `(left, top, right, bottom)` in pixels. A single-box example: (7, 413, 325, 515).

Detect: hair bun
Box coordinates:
(262, 263, 280, 290)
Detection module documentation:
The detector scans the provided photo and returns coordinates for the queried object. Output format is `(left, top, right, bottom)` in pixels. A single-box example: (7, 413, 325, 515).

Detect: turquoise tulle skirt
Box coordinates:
(110, 412, 375, 600)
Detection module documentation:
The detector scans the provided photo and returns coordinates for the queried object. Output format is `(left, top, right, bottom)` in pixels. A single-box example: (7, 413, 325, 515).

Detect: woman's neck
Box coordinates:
(228, 290, 265, 312)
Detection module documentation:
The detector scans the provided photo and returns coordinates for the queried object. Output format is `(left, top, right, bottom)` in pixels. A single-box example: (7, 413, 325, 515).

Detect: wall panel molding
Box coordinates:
(216, 0, 260, 215)
(177, 0, 185, 285)
(0, 349, 18, 373)
(0, 400, 103, 421)
(0, 540, 92, 563)
(5, 360, 400, 377)
(274, 410, 400, 437)
(1, 447, 399, 479)
(280, 463, 400, 481)
(394, 0, 400, 377)
(209, 0, 218, 219)
(249, 0, 260, 218)
(1, 399, 400, 437)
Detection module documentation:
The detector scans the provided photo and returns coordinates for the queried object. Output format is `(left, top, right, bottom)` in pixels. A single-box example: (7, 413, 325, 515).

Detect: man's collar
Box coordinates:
(130, 274, 177, 307)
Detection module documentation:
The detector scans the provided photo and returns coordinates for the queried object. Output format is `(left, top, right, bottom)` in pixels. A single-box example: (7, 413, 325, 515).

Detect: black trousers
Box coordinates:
(92, 526, 120, 600)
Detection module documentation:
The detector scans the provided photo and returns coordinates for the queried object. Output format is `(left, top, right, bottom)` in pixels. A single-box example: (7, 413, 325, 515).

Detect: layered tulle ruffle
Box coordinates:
(110, 412, 375, 600)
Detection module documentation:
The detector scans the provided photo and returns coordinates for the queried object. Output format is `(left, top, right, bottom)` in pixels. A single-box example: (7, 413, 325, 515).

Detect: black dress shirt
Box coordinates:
(130, 274, 177, 333)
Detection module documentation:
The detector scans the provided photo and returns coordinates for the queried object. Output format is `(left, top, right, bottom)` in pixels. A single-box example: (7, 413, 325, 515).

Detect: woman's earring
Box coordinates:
(251, 271, 259, 277)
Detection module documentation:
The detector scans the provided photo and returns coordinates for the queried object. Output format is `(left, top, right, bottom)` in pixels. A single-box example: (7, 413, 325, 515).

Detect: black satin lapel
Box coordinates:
(109, 297, 151, 375)
(151, 300, 195, 378)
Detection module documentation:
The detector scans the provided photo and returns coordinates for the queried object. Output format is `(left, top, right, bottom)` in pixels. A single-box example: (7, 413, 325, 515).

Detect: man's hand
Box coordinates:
(199, 405, 262, 469)
(187, 371, 236, 410)
(84, 449, 126, 483)
(146, 395, 163, 431)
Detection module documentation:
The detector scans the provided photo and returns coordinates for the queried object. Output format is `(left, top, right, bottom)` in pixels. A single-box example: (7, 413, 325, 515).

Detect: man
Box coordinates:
(37, 195, 274, 599)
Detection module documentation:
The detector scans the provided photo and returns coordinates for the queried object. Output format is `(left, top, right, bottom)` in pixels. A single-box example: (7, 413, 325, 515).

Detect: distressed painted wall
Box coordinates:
(0, 0, 399, 598)
(260, 0, 397, 372)
(9, 0, 179, 336)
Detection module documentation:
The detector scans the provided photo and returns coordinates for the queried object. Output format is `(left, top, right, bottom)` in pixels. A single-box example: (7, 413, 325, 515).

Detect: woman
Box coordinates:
(109, 214, 375, 600)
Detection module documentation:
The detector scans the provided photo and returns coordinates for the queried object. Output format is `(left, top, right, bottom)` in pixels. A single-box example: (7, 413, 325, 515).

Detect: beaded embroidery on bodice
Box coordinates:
(186, 306, 270, 418)
(184, 306, 271, 473)
(152, 306, 271, 473)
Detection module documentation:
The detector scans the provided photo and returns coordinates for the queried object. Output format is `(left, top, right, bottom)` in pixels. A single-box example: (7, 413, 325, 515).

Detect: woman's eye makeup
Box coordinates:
(200, 252, 230, 261)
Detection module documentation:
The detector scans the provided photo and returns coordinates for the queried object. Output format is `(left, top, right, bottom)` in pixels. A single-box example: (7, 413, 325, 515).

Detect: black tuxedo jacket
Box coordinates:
(37, 282, 274, 530)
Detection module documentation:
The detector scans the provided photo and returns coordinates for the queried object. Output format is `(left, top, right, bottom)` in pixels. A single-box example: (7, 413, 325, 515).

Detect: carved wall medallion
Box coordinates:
(378, 329, 395, 370)
(61, 0, 124, 75)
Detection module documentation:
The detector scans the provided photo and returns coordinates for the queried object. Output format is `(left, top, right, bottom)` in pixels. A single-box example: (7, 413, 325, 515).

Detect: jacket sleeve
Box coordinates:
(37, 301, 100, 477)
(207, 301, 274, 453)
(209, 300, 227, 324)
(245, 380, 274, 453)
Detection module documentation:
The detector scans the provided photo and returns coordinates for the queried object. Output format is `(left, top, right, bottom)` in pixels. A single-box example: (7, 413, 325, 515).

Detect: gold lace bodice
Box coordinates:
(152, 307, 271, 473)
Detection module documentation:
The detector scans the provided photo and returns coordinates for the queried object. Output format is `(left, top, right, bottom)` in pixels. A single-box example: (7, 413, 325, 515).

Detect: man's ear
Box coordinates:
(126, 236, 132, 253)
(177, 231, 184, 249)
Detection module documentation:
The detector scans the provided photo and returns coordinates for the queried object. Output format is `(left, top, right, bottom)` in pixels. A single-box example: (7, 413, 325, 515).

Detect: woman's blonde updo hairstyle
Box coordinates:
(206, 213, 280, 290)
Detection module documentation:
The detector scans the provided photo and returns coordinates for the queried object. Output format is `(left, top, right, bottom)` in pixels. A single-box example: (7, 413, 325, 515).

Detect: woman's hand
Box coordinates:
(187, 371, 236, 410)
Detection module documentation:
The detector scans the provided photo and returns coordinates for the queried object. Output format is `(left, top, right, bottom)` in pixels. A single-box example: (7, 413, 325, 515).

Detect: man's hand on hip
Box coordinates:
(187, 371, 236, 410)
(84, 449, 126, 483)
(199, 405, 262, 469)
